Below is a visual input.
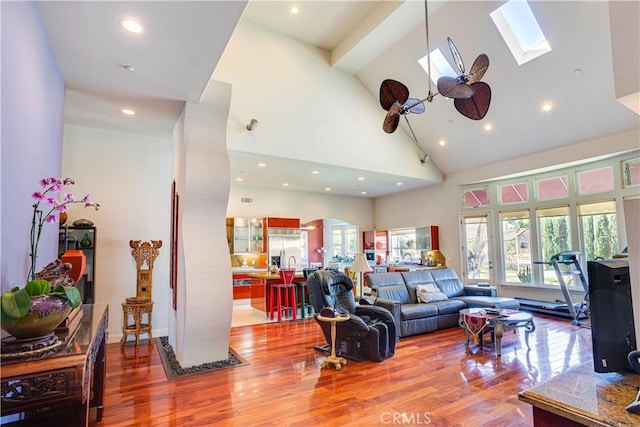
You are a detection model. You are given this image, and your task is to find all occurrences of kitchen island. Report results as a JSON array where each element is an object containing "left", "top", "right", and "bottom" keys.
[
  {"left": 248, "top": 271, "right": 305, "bottom": 316},
  {"left": 518, "top": 362, "right": 639, "bottom": 426}
]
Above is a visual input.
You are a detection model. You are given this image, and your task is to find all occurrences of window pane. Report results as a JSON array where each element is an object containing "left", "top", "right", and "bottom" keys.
[
  {"left": 463, "top": 187, "right": 489, "bottom": 208},
  {"left": 344, "top": 227, "right": 357, "bottom": 259},
  {"left": 500, "top": 182, "right": 529, "bottom": 204},
  {"left": 578, "top": 201, "right": 618, "bottom": 260},
  {"left": 465, "top": 216, "right": 490, "bottom": 280},
  {"left": 536, "top": 175, "right": 568, "bottom": 200},
  {"left": 536, "top": 206, "right": 572, "bottom": 285},
  {"left": 577, "top": 167, "right": 614, "bottom": 194},
  {"left": 623, "top": 157, "right": 640, "bottom": 187},
  {"left": 500, "top": 210, "right": 532, "bottom": 283},
  {"left": 331, "top": 229, "right": 342, "bottom": 260},
  {"left": 388, "top": 228, "right": 418, "bottom": 262}
]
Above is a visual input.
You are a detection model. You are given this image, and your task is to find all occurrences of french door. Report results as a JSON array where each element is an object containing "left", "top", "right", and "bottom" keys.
[{"left": 460, "top": 213, "right": 495, "bottom": 284}]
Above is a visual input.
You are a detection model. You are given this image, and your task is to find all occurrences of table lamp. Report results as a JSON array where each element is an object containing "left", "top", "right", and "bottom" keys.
[{"left": 351, "top": 253, "right": 373, "bottom": 298}]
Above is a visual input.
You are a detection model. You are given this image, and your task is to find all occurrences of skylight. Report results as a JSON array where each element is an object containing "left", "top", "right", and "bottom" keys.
[
  {"left": 418, "top": 48, "right": 457, "bottom": 86},
  {"left": 490, "top": 0, "right": 551, "bottom": 65}
]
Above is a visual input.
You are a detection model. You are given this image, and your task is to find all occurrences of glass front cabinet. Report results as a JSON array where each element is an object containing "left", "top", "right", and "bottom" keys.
[{"left": 229, "top": 217, "right": 264, "bottom": 253}]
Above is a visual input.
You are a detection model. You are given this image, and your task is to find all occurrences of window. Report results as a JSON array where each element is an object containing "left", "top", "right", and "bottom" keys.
[
  {"left": 578, "top": 200, "right": 618, "bottom": 260},
  {"left": 536, "top": 206, "right": 572, "bottom": 285},
  {"left": 490, "top": 0, "right": 551, "bottom": 65},
  {"left": 499, "top": 182, "right": 529, "bottom": 204},
  {"left": 462, "top": 187, "right": 489, "bottom": 208},
  {"left": 330, "top": 225, "right": 356, "bottom": 262},
  {"left": 536, "top": 175, "right": 568, "bottom": 200},
  {"left": 464, "top": 216, "right": 491, "bottom": 280},
  {"left": 500, "top": 210, "right": 532, "bottom": 283},
  {"left": 623, "top": 157, "right": 640, "bottom": 187},
  {"left": 388, "top": 228, "right": 418, "bottom": 262},
  {"left": 576, "top": 166, "right": 614, "bottom": 195}
]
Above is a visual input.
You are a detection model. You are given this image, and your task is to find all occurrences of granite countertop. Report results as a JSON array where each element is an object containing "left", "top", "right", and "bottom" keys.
[
  {"left": 518, "top": 362, "right": 640, "bottom": 426},
  {"left": 231, "top": 267, "right": 267, "bottom": 273},
  {"left": 247, "top": 271, "right": 304, "bottom": 280}
]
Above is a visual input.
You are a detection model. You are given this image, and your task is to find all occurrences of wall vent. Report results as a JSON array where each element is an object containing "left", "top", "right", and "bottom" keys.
[{"left": 240, "top": 197, "right": 253, "bottom": 203}]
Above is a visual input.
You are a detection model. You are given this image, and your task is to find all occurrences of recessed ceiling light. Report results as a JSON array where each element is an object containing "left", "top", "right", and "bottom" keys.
[
  {"left": 122, "top": 65, "right": 135, "bottom": 72},
  {"left": 574, "top": 69, "right": 582, "bottom": 76},
  {"left": 361, "top": 191, "right": 367, "bottom": 195},
  {"left": 324, "top": 187, "right": 331, "bottom": 191},
  {"left": 357, "top": 177, "right": 365, "bottom": 181},
  {"left": 439, "top": 140, "right": 446, "bottom": 146},
  {"left": 396, "top": 182, "right": 403, "bottom": 186},
  {"left": 484, "top": 123, "right": 493, "bottom": 131},
  {"left": 290, "top": 6, "right": 299, "bottom": 15},
  {"left": 282, "top": 183, "right": 289, "bottom": 187},
  {"left": 258, "top": 163, "right": 267, "bottom": 168},
  {"left": 236, "top": 177, "right": 243, "bottom": 182},
  {"left": 121, "top": 108, "right": 135, "bottom": 116},
  {"left": 311, "top": 170, "right": 319, "bottom": 175},
  {"left": 542, "top": 102, "right": 553, "bottom": 112},
  {"left": 120, "top": 18, "right": 143, "bottom": 34}
]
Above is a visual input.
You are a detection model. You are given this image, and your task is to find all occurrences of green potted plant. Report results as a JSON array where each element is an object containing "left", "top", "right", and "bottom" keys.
[{"left": 0, "top": 177, "right": 99, "bottom": 339}]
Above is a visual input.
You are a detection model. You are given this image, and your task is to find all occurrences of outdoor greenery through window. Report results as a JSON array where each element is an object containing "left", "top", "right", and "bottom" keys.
[
  {"left": 461, "top": 152, "right": 637, "bottom": 288},
  {"left": 465, "top": 216, "right": 490, "bottom": 280},
  {"left": 500, "top": 210, "right": 531, "bottom": 283},
  {"left": 536, "top": 206, "right": 572, "bottom": 285},
  {"left": 578, "top": 200, "right": 618, "bottom": 261},
  {"left": 330, "top": 225, "right": 356, "bottom": 262}
]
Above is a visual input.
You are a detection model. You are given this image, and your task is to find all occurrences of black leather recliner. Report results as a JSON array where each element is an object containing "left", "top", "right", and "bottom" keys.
[{"left": 306, "top": 269, "right": 396, "bottom": 362}]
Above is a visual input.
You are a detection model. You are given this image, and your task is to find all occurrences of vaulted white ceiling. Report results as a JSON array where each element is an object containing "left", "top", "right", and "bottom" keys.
[{"left": 36, "top": 1, "right": 639, "bottom": 198}]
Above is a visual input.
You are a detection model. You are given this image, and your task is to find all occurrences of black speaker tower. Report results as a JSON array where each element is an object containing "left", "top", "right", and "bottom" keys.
[{"left": 587, "top": 258, "right": 636, "bottom": 373}]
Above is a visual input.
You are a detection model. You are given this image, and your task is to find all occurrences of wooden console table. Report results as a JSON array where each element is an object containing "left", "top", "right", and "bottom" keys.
[{"left": 1, "top": 303, "right": 109, "bottom": 426}]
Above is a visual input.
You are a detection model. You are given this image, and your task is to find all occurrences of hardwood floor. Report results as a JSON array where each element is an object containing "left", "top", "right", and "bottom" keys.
[{"left": 99, "top": 314, "right": 593, "bottom": 426}]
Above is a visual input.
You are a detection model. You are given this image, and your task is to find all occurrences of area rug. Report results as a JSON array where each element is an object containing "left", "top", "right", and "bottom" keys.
[{"left": 156, "top": 336, "right": 249, "bottom": 379}]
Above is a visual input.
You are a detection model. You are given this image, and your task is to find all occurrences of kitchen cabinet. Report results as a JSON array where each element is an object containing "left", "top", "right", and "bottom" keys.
[
  {"left": 416, "top": 226, "right": 439, "bottom": 251},
  {"left": 228, "top": 217, "right": 264, "bottom": 253},
  {"left": 58, "top": 226, "right": 96, "bottom": 304},
  {"left": 363, "top": 230, "right": 388, "bottom": 265},
  {"left": 232, "top": 273, "right": 261, "bottom": 299}
]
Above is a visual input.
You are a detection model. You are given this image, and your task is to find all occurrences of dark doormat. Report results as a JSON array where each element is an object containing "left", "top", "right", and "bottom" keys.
[{"left": 156, "top": 336, "right": 249, "bottom": 379}]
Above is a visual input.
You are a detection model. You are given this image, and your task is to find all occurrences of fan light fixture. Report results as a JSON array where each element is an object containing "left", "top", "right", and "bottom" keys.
[{"left": 379, "top": 0, "right": 492, "bottom": 139}]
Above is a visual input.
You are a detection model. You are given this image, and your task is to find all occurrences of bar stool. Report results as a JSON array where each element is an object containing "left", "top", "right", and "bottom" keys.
[
  {"left": 121, "top": 297, "right": 153, "bottom": 347},
  {"left": 269, "top": 269, "right": 297, "bottom": 321}
]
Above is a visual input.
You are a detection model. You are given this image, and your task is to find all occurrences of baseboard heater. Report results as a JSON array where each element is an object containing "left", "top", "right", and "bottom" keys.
[{"left": 515, "top": 297, "right": 588, "bottom": 320}]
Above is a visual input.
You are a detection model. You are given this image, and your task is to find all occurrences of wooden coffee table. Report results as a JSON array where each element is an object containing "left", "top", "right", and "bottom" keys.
[{"left": 459, "top": 308, "right": 535, "bottom": 356}]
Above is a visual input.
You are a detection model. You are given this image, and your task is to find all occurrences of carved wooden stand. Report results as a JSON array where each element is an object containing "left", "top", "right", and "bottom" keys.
[{"left": 120, "top": 240, "right": 162, "bottom": 347}]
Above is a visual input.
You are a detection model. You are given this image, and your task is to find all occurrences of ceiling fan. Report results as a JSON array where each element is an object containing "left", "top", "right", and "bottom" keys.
[{"left": 379, "top": 0, "right": 492, "bottom": 136}]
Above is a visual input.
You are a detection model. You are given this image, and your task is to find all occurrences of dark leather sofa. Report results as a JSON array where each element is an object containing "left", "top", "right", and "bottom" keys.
[{"left": 365, "top": 268, "right": 520, "bottom": 338}]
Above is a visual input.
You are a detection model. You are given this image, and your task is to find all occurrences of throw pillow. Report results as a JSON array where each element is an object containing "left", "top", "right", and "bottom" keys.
[{"left": 416, "top": 283, "right": 449, "bottom": 303}]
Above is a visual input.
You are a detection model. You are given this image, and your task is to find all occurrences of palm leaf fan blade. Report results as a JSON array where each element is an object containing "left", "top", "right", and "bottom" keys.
[
  {"left": 454, "top": 82, "right": 491, "bottom": 120},
  {"left": 380, "top": 79, "right": 409, "bottom": 110},
  {"left": 468, "top": 54, "right": 489, "bottom": 84}
]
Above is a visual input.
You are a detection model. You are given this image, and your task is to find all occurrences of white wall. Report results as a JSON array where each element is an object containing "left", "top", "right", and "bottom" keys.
[
  {"left": 213, "top": 19, "right": 441, "bottom": 184},
  {"left": 624, "top": 198, "right": 640, "bottom": 348},
  {"left": 228, "top": 184, "right": 374, "bottom": 230},
  {"left": 1, "top": 1, "right": 65, "bottom": 288},
  {"left": 171, "top": 80, "right": 233, "bottom": 366},
  {"left": 62, "top": 124, "right": 172, "bottom": 342}
]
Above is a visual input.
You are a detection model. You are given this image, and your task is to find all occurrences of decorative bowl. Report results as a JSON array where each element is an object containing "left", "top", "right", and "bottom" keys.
[{"left": 1, "top": 295, "right": 72, "bottom": 339}]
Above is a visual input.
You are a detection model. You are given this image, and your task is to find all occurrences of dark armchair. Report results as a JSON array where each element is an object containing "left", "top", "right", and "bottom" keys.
[{"left": 306, "top": 269, "right": 396, "bottom": 362}]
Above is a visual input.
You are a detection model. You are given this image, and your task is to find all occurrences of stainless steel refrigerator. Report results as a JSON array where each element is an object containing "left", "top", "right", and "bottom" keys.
[{"left": 268, "top": 228, "right": 302, "bottom": 270}]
